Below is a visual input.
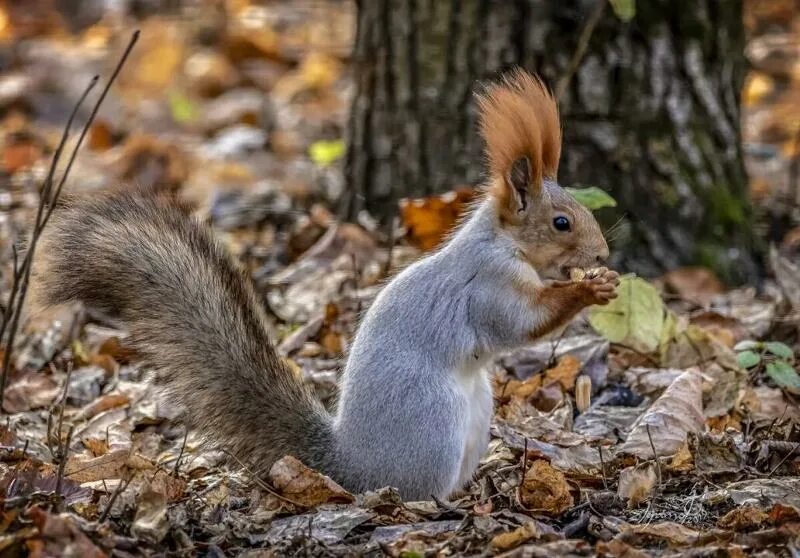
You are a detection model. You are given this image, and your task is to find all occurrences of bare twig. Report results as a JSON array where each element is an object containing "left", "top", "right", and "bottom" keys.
[
  {"left": 0, "top": 30, "right": 139, "bottom": 412},
  {"left": 43, "top": 30, "right": 141, "bottom": 227},
  {"left": 98, "top": 474, "right": 133, "bottom": 523},
  {"left": 597, "top": 445, "right": 608, "bottom": 490},
  {"left": 555, "top": 0, "right": 607, "bottom": 101},
  {"left": 173, "top": 428, "right": 189, "bottom": 476},
  {"left": 219, "top": 448, "right": 306, "bottom": 507},
  {"left": 645, "top": 424, "right": 662, "bottom": 486},
  {"left": 54, "top": 362, "right": 74, "bottom": 458},
  {"left": 54, "top": 424, "right": 74, "bottom": 511},
  {"left": 768, "top": 441, "right": 800, "bottom": 476}
]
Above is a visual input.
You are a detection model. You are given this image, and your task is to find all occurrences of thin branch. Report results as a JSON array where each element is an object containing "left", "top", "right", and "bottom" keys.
[
  {"left": 98, "top": 474, "right": 133, "bottom": 523},
  {"left": 645, "top": 424, "right": 662, "bottom": 487},
  {"left": 554, "top": 0, "right": 607, "bottom": 101},
  {"left": 0, "top": 30, "right": 139, "bottom": 411}
]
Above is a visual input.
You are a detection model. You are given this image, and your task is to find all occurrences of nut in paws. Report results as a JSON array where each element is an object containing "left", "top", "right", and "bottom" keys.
[{"left": 580, "top": 267, "right": 620, "bottom": 305}]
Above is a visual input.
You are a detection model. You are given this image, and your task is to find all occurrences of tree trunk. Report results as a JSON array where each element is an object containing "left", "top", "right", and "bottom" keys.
[{"left": 343, "top": 0, "right": 760, "bottom": 284}]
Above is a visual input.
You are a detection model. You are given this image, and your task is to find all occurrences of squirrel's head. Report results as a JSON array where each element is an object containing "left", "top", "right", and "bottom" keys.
[{"left": 477, "top": 69, "right": 609, "bottom": 281}]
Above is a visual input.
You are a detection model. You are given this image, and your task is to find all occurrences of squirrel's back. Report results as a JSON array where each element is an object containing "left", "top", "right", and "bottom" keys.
[{"left": 33, "top": 190, "right": 336, "bottom": 475}]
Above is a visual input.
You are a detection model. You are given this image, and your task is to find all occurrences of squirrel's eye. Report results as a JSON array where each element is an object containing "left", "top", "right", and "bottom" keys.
[{"left": 553, "top": 216, "right": 571, "bottom": 232}]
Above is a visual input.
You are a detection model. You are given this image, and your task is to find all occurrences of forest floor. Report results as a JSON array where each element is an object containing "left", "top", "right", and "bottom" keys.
[{"left": 1, "top": 1, "right": 800, "bottom": 557}]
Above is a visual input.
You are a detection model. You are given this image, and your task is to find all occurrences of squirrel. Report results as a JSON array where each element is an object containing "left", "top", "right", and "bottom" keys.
[{"left": 31, "top": 69, "right": 618, "bottom": 501}]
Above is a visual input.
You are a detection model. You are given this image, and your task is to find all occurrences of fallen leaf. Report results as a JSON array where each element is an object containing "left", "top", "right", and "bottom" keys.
[
  {"left": 589, "top": 276, "right": 665, "bottom": 353},
  {"left": 268, "top": 455, "right": 354, "bottom": 507},
  {"left": 717, "top": 505, "right": 769, "bottom": 531},
  {"left": 131, "top": 482, "right": 169, "bottom": 545},
  {"left": 619, "top": 521, "right": 699, "bottom": 547},
  {"left": 26, "top": 507, "right": 105, "bottom": 558},
  {"left": 491, "top": 522, "right": 542, "bottom": 551},
  {"left": 617, "top": 464, "right": 657, "bottom": 508},
  {"left": 544, "top": 354, "right": 581, "bottom": 391},
  {"left": 519, "top": 460, "right": 574, "bottom": 516},
  {"left": 662, "top": 267, "right": 725, "bottom": 307},
  {"left": 400, "top": 188, "right": 475, "bottom": 251},
  {"left": 618, "top": 369, "right": 705, "bottom": 459},
  {"left": 309, "top": 139, "right": 345, "bottom": 167},
  {"left": 2, "top": 373, "right": 59, "bottom": 413}
]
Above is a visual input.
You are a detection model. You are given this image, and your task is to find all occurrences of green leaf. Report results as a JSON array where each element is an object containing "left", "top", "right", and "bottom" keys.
[
  {"left": 565, "top": 186, "right": 617, "bottom": 211},
  {"left": 168, "top": 91, "right": 197, "bottom": 124},
  {"left": 736, "top": 350, "right": 761, "bottom": 369},
  {"left": 309, "top": 139, "right": 345, "bottom": 167},
  {"left": 609, "top": 0, "right": 636, "bottom": 22},
  {"left": 764, "top": 341, "right": 794, "bottom": 361},
  {"left": 589, "top": 275, "right": 664, "bottom": 353},
  {"left": 766, "top": 360, "right": 800, "bottom": 394}
]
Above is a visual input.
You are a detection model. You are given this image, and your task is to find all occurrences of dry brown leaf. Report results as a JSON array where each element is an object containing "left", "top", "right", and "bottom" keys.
[
  {"left": 268, "top": 455, "right": 354, "bottom": 507},
  {"left": 75, "top": 393, "right": 130, "bottom": 422},
  {"left": 491, "top": 522, "right": 541, "bottom": 551},
  {"left": 662, "top": 267, "right": 725, "bottom": 307},
  {"left": 544, "top": 354, "right": 581, "bottom": 391},
  {"left": 519, "top": 459, "right": 574, "bottom": 516},
  {"left": 618, "top": 369, "right": 704, "bottom": 459},
  {"left": 2, "top": 135, "right": 42, "bottom": 173},
  {"left": 666, "top": 441, "right": 694, "bottom": 473},
  {"left": 26, "top": 507, "right": 106, "bottom": 558},
  {"left": 131, "top": 482, "right": 169, "bottom": 545},
  {"left": 2, "top": 373, "right": 59, "bottom": 413},
  {"left": 595, "top": 539, "right": 650, "bottom": 558},
  {"left": 620, "top": 521, "right": 699, "bottom": 547},
  {"left": 88, "top": 120, "right": 113, "bottom": 151},
  {"left": 82, "top": 438, "right": 109, "bottom": 457},
  {"left": 400, "top": 188, "right": 475, "bottom": 251},
  {"left": 65, "top": 451, "right": 129, "bottom": 483},
  {"left": 529, "top": 382, "right": 564, "bottom": 413},
  {"left": 617, "top": 464, "right": 657, "bottom": 508},
  {"left": 717, "top": 505, "right": 769, "bottom": 530}
]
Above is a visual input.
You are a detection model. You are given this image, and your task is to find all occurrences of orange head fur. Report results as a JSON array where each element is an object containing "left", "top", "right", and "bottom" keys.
[
  {"left": 477, "top": 69, "right": 561, "bottom": 203},
  {"left": 477, "top": 69, "right": 609, "bottom": 280}
]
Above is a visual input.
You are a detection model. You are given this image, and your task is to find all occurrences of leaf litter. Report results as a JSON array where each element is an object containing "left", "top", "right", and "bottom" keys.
[{"left": 0, "top": 1, "right": 798, "bottom": 557}]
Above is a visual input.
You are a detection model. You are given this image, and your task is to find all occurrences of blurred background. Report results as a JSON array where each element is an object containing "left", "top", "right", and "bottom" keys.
[{"left": 0, "top": 0, "right": 799, "bottom": 296}]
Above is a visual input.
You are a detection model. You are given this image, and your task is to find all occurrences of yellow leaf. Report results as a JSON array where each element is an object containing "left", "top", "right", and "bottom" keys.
[
  {"left": 309, "top": 139, "right": 345, "bottom": 167},
  {"left": 743, "top": 73, "right": 774, "bottom": 106}
]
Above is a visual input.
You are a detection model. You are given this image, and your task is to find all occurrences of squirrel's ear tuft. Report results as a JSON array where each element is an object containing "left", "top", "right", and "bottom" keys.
[
  {"left": 507, "top": 155, "right": 533, "bottom": 214},
  {"left": 477, "top": 69, "right": 561, "bottom": 218}
]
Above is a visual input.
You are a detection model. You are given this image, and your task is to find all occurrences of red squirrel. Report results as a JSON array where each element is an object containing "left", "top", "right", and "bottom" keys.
[{"left": 32, "top": 69, "right": 618, "bottom": 500}]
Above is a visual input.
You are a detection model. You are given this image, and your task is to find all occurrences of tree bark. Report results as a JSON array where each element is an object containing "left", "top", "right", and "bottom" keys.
[{"left": 344, "top": 0, "right": 760, "bottom": 283}]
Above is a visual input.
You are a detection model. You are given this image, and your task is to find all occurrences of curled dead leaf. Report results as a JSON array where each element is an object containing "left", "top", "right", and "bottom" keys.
[
  {"left": 544, "top": 354, "right": 582, "bottom": 391},
  {"left": 519, "top": 459, "right": 574, "bottom": 516},
  {"left": 268, "top": 455, "right": 354, "bottom": 507},
  {"left": 617, "top": 464, "right": 657, "bottom": 508},
  {"left": 618, "top": 369, "right": 704, "bottom": 459}
]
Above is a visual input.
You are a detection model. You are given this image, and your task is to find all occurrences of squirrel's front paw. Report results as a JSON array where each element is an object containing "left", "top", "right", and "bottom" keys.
[{"left": 578, "top": 266, "right": 620, "bottom": 306}]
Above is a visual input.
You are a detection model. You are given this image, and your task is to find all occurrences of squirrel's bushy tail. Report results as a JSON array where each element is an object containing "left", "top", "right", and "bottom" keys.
[{"left": 32, "top": 189, "right": 335, "bottom": 474}]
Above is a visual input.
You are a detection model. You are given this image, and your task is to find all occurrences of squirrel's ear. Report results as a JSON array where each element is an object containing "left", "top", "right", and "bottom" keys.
[{"left": 505, "top": 155, "right": 540, "bottom": 214}]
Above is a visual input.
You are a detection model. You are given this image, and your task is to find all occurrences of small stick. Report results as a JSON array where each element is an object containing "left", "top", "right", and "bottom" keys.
[
  {"left": 220, "top": 448, "right": 306, "bottom": 507},
  {"left": 0, "top": 30, "right": 140, "bottom": 411},
  {"left": 54, "top": 424, "right": 74, "bottom": 511},
  {"left": 768, "top": 441, "right": 800, "bottom": 476},
  {"left": 597, "top": 445, "right": 608, "bottom": 490},
  {"left": 54, "top": 362, "right": 74, "bottom": 458},
  {"left": 173, "top": 428, "right": 188, "bottom": 476},
  {"left": 98, "top": 474, "right": 132, "bottom": 523},
  {"left": 645, "top": 424, "right": 662, "bottom": 486}
]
